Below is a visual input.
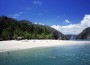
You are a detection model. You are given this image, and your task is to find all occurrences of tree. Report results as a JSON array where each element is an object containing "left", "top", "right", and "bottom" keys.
[
  {"left": 13, "top": 29, "right": 23, "bottom": 39},
  {"left": 39, "top": 33, "right": 46, "bottom": 39},
  {"left": 22, "top": 31, "right": 32, "bottom": 39},
  {"left": 46, "top": 34, "right": 53, "bottom": 39}
]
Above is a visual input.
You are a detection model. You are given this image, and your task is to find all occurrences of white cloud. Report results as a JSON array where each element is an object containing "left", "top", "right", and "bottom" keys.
[
  {"left": 51, "top": 14, "right": 90, "bottom": 35},
  {"left": 64, "top": 19, "right": 71, "bottom": 23},
  {"left": 81, "top": 15, "right": 90, "bottom": 27},
  {"left": 10, "top": 12, "right": 24, "bottom": 18},
  {"left": 33, "top": 1, "right": 42, "bottom": 5},
  {"left": 39, "top": 23, "right": 44, "bottom": 25},
  {"left": 34, "top": 22, "right": 38, "bottom": 24},
  {"left": 34, "top": 22, "right": 44, "bottom": 25}
]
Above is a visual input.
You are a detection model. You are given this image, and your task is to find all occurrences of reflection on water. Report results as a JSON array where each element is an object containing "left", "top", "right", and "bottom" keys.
[{"left": 0, "top": 43, "right": 90, "bottom": 65}]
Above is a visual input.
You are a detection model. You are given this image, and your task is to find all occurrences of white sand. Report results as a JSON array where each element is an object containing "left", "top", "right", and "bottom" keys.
[{"left": 0, "top": 40, "right": 90, "bottom": 52}]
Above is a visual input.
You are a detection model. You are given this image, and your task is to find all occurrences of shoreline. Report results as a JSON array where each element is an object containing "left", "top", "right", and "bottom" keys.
[{"left": 0, "top": 40, "right": 90, "bottom": 52}]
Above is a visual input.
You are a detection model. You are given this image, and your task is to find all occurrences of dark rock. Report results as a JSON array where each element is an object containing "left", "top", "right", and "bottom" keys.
[{"left": 76, "top": 27, "right": 90, "bottom": 40}]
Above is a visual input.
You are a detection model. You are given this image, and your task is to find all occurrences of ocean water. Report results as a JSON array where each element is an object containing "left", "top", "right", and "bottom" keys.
[{"left": 0, "top": 43, "right": 90, "bottom": 65}]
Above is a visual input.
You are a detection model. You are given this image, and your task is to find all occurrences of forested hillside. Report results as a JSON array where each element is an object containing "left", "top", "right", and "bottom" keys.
[
  {"left": 76, "top": 27, "right": 90, "bottom": 40},
  {"left": 0, "top": 16, "right": 69, "bottom": 40}
]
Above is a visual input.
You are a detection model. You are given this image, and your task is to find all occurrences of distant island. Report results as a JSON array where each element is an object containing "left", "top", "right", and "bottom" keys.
[{"left": 0, "top": 16, "right": 69, "bottom": 40}]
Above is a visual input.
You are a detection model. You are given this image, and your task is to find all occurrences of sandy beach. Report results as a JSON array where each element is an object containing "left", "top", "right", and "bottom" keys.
[{"left": 0, "top": 40, "right": 90, "bottom": 52}]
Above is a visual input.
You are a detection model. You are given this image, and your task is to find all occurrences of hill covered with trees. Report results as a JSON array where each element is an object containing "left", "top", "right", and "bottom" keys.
[
  {"left": 0, "top": 16, "right": 69, "bottom": 40},
  {"left": 76, "top": 27, "right": 90, "bottom": 40}
]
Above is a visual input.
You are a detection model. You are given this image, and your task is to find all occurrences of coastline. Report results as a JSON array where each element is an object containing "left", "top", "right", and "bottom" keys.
[{"left": 0, "top": 40, "right": 90, "bottom": 52}]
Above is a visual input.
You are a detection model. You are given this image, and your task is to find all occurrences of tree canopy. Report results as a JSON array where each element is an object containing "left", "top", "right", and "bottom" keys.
[{"left": 0, "top": 16, "right": 68, "bottom": 40}]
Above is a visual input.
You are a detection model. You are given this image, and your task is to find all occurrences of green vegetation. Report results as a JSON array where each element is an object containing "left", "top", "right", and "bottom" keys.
[
  {"left": 0, "top": 16, "right": 68, "bottom": 40},
  {"left": 76, "top": 27, "right": 90, "bottom": 39}
]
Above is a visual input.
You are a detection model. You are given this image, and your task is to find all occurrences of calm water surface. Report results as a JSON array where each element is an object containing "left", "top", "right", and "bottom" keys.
[{"left": 0, "top": 43, "right": 90, "bottom": 65}]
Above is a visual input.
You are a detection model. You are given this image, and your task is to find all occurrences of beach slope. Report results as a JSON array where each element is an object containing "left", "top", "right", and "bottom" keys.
[{"left": 0, "top": 40, "right": 90, "bottom": 52}]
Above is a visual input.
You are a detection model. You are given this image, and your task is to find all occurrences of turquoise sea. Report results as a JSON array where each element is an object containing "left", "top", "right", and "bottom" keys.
[{"left": 0, "top": 43, "right": 90, "bottom": 65}]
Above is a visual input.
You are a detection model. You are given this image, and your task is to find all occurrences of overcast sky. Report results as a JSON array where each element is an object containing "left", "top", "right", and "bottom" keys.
[{"left": 0, "top": 0, "right": 90, "bottom": 35}]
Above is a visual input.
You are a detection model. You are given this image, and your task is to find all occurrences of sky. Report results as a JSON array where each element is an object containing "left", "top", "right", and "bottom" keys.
[{"left": 0, "top": 0, "right": 90, "bottom": 35}]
